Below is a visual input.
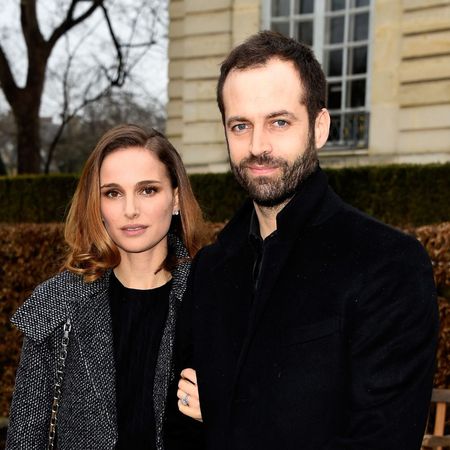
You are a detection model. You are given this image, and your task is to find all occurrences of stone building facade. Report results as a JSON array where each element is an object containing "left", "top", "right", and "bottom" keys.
[{"left": 167, "top": 0, "right": 450, "bottom": 172}]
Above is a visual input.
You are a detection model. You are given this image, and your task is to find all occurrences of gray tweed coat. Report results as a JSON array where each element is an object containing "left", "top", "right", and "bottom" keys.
[{"left": 6, "top": 235, "right": 190, "bottom": 450}]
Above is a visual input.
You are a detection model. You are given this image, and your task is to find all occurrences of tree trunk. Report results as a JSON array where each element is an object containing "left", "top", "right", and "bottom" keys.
[
  {"left": 15, "top": 107, "right": 41, "bottom": 174},
  {"left": 13, "top": 43, "right": 46, "bottom": 174},
  {"left": 0, "top": 153, "right": 6, "bottom": 175}
]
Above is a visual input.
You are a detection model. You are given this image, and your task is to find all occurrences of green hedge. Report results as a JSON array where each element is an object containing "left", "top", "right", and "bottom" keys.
[
  {"left": 1, "top": 163, "right": 449, "bottom": 226},
  {"left": 1, "top": 222, "right": 449, "bottom": 420},
  {"left": 326, "top": 164, "right": 450, "bottom": 226},
  {"left": 0, "top": 174, "right": 78, "bottom": 223},
  {"left": 189, "top": 173, "right": 246, "bottom": 222}
]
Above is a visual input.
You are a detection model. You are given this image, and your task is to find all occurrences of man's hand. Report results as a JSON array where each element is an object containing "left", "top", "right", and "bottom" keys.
[{"left": 177, "top": 368, "right": 203, "bottom": 422}]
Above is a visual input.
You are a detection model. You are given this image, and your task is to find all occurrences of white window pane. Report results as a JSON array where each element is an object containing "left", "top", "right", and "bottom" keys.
[
  {"left": 329, "top": 112, "right": 369, "bottom": 146},
  {"left": 271, "top": 21, "right": 290, "bottom": 36},
  {"left": 348, "top": 46, "right": 367, "bottom": 75},
  {"left": 328, "top": 82, "right": 342, "bottom": 109},
  {"left": 272, "top": 0, "right": 290, "bottom": 16},
  {"left": 325, "top": 49, "right": 343, "bottom": 76},
  {"left": 342, "top": 112, "right": 368, "bottom": 144},
  {"left": 346, "top": 79, "right": 366, "bottom": 108},
  {"left": 352, "top": 12, "right": 369, "bottom": 41},
  {"left": 268, "top": 0, "right": 372, "bottom": 149},
  {"left": 329, "top": 114, "right": 342, "bottom": 142},
  {"left": 327, "top": 0, "right": 346, "bottom": 11},
  {"left": 326, "top": 16, "right": 345, "bottom": 44},
  {"left": 294, "top": 0, "right": 314, "bottom": 14},
  {"left": 295, "top": 21, "right": 314, "bottom": 45}
]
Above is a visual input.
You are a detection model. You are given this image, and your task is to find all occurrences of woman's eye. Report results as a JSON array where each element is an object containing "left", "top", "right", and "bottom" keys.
[
  {"left": 104, "top": 190, "right": 120, "bottom": 198},
  {"left": 142, "top": 186, "right": 157, "bottom": 195}
]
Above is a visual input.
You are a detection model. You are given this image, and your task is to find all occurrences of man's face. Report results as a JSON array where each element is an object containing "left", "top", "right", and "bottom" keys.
[{"left": 222, "top": 58, "right": 322, "bottom": 207}]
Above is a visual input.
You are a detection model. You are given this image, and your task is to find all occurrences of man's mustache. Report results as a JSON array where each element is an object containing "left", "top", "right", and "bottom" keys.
[{"left": 240, "top": 153, "right": 286, "bottom": 168}]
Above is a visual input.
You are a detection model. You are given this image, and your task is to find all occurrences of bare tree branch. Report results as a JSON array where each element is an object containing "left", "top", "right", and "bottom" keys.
[
  {"left": 119, "top": 41, "right": 157, "bottom": 49},
  {"left": 44, "top": 81, "right": 114, "bottom": 173},
  {"left": 1, "top": 0, "right": 166, "bottom": 173},
  {"left": 48, "top": 0, "right": 104, "bottom": 50},
  {"left": 0, "top": 45, "right": 19, "bottom": 106},
  {"left": 100, "top": 3, "right": 125, "bottom": 86}
]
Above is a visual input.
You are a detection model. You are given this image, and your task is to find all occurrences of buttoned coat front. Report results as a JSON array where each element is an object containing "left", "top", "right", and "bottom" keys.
[
  {"left": 178, "top": 168, "right": 439, "bottom": 450},
  {"left": 6, "top": 235, "right": 190, "bottom": 450}
]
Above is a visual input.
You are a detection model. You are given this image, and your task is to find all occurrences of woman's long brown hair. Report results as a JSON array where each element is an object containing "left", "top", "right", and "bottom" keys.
[{"left": 63, "top": 124, "right": 206, "bottom": 282}]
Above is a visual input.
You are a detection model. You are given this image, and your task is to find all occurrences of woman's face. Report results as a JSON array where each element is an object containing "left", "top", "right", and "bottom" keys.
[{"left": 99, "top": 146, "right": 178, "bottom": 260}]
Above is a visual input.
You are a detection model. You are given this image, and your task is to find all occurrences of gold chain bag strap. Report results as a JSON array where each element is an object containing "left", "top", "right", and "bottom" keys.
[{"left": 48, "top": 318, "right": 71, "bottom": 450}]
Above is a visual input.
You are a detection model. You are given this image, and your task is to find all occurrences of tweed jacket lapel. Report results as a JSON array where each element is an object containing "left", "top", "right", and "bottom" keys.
[
  {"left": 69, "top": 272, "right": 117, "bottom": 433},
  {"left": 13, "top": 270, "right": 118, "bottom": 438},
  {"left": 153, "top": 234, "right": 191, "bottom": 450}
]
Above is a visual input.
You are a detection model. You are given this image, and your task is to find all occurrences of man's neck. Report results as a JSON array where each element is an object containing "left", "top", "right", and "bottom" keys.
[{"left": 254, "top": 198, "right": 291, "bottom": 239}]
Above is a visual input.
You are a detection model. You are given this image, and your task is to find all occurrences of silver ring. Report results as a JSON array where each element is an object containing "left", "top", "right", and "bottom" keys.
[{"left": 181, "top": 393, "right": 190, "bottom": 407}]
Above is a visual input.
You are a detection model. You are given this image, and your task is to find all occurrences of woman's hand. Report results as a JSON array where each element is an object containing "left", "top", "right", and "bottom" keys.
[{"left": 177, "top": 368, "right": 203, "bottom": 422}]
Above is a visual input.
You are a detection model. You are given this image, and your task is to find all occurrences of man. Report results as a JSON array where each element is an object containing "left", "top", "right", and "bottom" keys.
[{"left": 176, "top": 31, "right": 438, "bottom": 450}]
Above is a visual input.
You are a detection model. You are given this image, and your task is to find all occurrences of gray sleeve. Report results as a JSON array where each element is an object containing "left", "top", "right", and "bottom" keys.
[{"left": 6, "top": 335, "right": 55, "bottom": 449}]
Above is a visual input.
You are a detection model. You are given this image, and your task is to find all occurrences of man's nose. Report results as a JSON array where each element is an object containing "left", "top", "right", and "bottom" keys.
[{"left": 250, "top": 126, "right": 272, "bottom": 157}]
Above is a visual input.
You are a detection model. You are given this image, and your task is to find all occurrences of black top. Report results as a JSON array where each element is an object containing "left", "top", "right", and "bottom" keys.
[
  {"left": 248, "top": 210, "right": 278, "bottom": 293},
  {"left": 109, "top": 272, "right": 171, "bottom": 450}
]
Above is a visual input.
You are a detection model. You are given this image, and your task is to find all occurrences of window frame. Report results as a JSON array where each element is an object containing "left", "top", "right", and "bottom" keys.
[{"left": 262, "top": 0, "right": 374, "bottom": 151}]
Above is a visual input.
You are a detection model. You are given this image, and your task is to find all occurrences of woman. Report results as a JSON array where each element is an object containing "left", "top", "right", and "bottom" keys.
[{"left": 6, "top": 124, "right": 205, "bottom": 449}]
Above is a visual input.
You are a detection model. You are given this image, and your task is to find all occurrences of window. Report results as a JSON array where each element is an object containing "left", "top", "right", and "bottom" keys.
[{"left": 264, "top": 0, "right": 372, "bottom": 150}]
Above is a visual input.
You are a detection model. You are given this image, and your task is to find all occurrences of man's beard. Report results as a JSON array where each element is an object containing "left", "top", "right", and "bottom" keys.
[{"left": 230, "top": 133, "right": 318, "bottom": 208}]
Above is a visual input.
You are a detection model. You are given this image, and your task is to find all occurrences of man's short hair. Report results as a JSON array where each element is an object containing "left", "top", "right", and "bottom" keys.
[{"left": 217, "top": 30, "right": 327, "bottom": 128}]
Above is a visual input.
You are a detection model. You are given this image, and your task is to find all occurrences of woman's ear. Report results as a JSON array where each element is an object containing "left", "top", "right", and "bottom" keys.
[
  {"left": 173, "top": 188, "right": 180, "bottom": 215},
  {"left": 314, "top": 108, "right": 331, "bottom": 150}
]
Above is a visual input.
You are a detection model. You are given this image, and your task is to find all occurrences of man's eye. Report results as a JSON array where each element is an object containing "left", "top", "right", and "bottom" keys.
[
  {"left": 274, "top": 119, "right": 288, "bottom": 127},
  {"left": 231, "top": 123, "right": 248, "bottom": 132}
]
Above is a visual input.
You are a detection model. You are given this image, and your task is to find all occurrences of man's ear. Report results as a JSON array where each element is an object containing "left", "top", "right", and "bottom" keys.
[{"left": 314, "top": 108, "right": 331, "bottom": 150}]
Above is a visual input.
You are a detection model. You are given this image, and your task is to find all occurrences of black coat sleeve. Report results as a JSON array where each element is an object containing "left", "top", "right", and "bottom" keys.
[
  {"left": 338, "top": 238, "right": 439, "bottom": 449},
  {"left": 164, "top": 259, "right": 205, "bottom": 450}
]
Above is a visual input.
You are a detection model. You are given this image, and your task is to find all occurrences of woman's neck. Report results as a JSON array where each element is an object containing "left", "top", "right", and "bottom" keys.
[{"left": 113, "top": 251, "right": 171, "bottom": 290}]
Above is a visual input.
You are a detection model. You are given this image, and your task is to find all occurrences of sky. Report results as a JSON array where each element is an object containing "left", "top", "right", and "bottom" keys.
[{"left": 0, "top": 0, "right": 169, "bottom": 120}]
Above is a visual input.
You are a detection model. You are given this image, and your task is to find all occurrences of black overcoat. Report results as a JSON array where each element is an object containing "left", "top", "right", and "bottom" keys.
[{"left": 178, "top": 168, "right": 438, "bottom": 450}]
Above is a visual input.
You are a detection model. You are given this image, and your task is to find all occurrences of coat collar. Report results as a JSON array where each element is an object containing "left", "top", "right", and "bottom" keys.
[
  {"left": 12, "top": 233, "right": 190, "bottom": 343},
  {"left": 71, "top": 272, "right": 117, "bottom": 434},
  {"left": 210, "top": 167, "right": 342, "bottom": 391},
  {"left": 154, "top": 234, "right": 191, "bottom": 447},
  {"left": 167, "top": 233, "right": 191, "bottom": 302},
  {"left": 217, "top": 166, "right": 332, "bottom": 255},
  {"left": 12, "top": 270, "right": 110, "bottom": 342},
  {"left": 12, "top": 269, "right": 117, "bottom": 437}
]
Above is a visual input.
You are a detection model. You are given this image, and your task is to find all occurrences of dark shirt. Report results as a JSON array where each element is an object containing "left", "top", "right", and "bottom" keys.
[
  {"left": 248, "top": 210, "right": 277, "bottom": 293},
  {"left": 109, "top": 272, "right": 171, "bottom": 450}
]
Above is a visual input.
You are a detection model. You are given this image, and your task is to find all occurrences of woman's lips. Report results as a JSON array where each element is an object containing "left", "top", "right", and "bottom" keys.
[{"left": 120, "top": 224, "right": 148, "bottom": 236}]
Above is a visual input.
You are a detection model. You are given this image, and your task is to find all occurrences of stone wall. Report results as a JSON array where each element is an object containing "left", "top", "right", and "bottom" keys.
[
  {"left": 367, "top": 0, "right": 450, "bottom": 166},
  {"left": 167, "top": 0, "right": 261, "bottom": 173},
  {"left": 167, "top": 0, "right": 450, "bottom": 172}
]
